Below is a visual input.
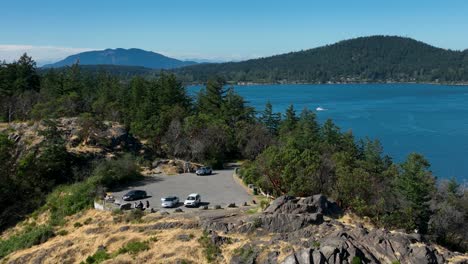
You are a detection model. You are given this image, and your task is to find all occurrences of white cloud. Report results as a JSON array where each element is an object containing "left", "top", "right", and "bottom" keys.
[{"left": 0, "top": 45, "right": 93, "bottom": 66}]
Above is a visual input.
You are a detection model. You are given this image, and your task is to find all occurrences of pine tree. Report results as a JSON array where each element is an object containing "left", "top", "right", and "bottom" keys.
[{"left": 259, "top": 101, "right": 281, "bottom": 135}]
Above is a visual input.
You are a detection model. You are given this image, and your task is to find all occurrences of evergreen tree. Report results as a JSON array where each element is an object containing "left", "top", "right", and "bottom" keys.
[
  {"left": 279, "top": 104, "right": 298, "bottom": 134},
  {"left": 396, "top": 153, "right": 436, "bottom": 233},
  {"left": 259, "top": 101, "right": 281, "bottom": 135},
  {"left": 197, "top": 78, "right": 225, "bottom": 115}
]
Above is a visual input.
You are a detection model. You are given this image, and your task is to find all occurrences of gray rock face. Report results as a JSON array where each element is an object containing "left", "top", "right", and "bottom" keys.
[
  {"left": 264, "top": 195, "right": 341, "bottom": 216},
  {"left": 278, "top": 228, "right": 449, "bottom": 264},
  {"left": 259, "top": 213, "right": 323, "bottom": 233},
  {"left": 257, "top": 194, "right": 340, "bottom": 233}
]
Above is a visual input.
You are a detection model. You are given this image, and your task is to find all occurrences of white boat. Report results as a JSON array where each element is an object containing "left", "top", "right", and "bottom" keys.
[{"left": 316, "top": 107, "right": 327, "bottom": 111}]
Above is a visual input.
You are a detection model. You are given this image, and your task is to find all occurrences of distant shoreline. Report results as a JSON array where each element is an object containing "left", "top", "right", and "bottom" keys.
[{"left": 186, "top": 81, "right": 468, "bottom": 87}]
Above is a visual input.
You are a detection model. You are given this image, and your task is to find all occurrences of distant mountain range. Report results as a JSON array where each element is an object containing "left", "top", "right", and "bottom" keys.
[
  {"left": 43, "top": 48, "right": 198, "bottom": 69},
  {"left": 174, "top": 36, "right": 468, "bottom": 83}
]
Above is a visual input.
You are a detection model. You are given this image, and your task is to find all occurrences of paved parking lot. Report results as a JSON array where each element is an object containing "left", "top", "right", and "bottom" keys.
[{"left": 111, "top": 169, "right": 252, "bottom": 211}]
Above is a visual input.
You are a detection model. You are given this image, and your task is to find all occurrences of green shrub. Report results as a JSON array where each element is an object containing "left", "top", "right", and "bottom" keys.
[
  {"left": 233, "top": 246, "right": 255, "bottom": 263},
  {"left": 89, "top": 155, "right": 142, "bottom": 188},
  {"left": 47, "top": 181, "right": 96, "bottom": 226},
  {"left": 57, "top": 230, "right": 69, "bottom": 236},
  {"left": 83, "top": 218, "right": 93, "bottom": 225},
  {"left": 82, "top": 248, "right": 111, "bottom": 264},
  {"left": 259, "top": 199, "right": 270, "bottom": 210},
  {"left": 74, "top": 222, "right": 83, "bottom": 228},
  {"left": 198, "top": 231, "right": 221, "bottom": 263},
  {"left": 116, "top": 241, "right": 149, "bottom": 255},
  {"left": 246, "top": 208, "right": 259, "bottom": 214},
  {"left": 252, "top": 217, "right": 262, "bottom": 228},
  {"left": 124, "top": 209, "right": 144, "bottom": 223},
  {"left": 352, "top": 256, "right": 362, "bottom": 264},
  {"left": 311, "top": 241, "right": 320, "bottom": 248},
  {"left": 0, "top": 225, "right": 54, "bottom": 259}
]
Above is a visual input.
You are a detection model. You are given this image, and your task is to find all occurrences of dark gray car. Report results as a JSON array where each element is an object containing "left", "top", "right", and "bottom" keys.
[{"left": 122, "top": 190, "right": 147, "bottom": 201}]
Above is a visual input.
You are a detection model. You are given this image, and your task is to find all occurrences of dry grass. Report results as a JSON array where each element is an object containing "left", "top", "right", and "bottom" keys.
[
  {"left": 448, "top": 255, "right": 468, "bottom": 263},
  {"left": 337, "top": 213, "right": 375, "bottom": 230},
  {"left": 4, "top": 210, "right": 205, "bottom": 263},
  {"left": 3, "top": 208, "right": 295, "bottom": 264}
]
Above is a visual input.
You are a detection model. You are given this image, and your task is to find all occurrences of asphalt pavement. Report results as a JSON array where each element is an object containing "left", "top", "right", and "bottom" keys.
[{"left": 111, "top": 169, "right": 252, "bottom": 211}]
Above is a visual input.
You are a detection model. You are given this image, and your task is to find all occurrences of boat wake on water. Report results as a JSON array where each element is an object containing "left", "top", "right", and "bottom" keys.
[{"left": 316, "top": 106, "right": 327, "bottom": 111}]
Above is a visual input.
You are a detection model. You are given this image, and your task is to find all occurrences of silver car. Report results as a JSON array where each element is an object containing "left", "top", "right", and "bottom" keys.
[
  {"left": 161, "top": 196, "right": 179, "bottom": 208},
  {"left": 196, "top": 167, "right": 212, "bottom": 176}
]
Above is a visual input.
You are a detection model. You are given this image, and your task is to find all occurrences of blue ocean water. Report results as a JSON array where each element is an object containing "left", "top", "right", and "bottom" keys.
[{"left": 188, "top": 84, "right": 468, "bottom": 183}]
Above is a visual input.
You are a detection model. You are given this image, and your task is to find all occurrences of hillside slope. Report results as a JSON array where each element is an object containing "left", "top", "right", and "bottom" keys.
[
  {"left": 43, "top": 48, "right": 197, "bottom": 69},
  {"left": 3, "top": 196, "right": 467, "bottom": 264},
  {"left": 174, "top": 36, "right": 468, "bottom": 83}
]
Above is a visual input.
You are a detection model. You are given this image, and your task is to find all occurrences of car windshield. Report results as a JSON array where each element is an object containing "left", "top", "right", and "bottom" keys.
[
  {"left": 163, "top": 197, "right": 176, "bottom": 201},
  {"left": 187, "top": 196, "right": 196, "bottom": 200}
]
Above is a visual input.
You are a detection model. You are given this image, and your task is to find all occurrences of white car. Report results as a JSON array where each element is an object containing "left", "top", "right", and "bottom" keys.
[
  {"left": 184, "top": 193, "right": 201, "bottom": 207},
  {"left": 161, "top": 196, "right": 179, "bottom": 208}
]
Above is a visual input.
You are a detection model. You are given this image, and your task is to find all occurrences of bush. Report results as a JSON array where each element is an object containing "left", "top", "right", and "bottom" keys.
[
  {"left": 352, "top": 256, "right": 362, "bottom": 264},
  {"left": 57, "top": 230, "right": 69, "bottom": 236},
  {"left": 198, "top": 231, "right": 221, "bottom": 263},
  {"left": 47, "top": 181, "right": 96, "bottom": 226},
  {"left": 253, "top": 217, "right": 262, "bottom": 228},
  {"left": 124, "top": 209, "right": 144, "bottom": 223},
  {"left": 0, "top": 225, "right": 54, "bottom": 259},
  {"left": 90, "top": 155, "right": 142, "bottom": 188},
  {"left": 83, "top": 218, "right": 93, "bottom": 225},
  {"left": 83, "top": 248, "right": 110, "bottom": 264},
  {"left": 233, "top": 246, "right": 255, "bottom": 263},
  {"left": 116, "top": 241, "right": 149, "bottom": 255},
  {"left": 259, "top": 199, "right": 270, "bottom": 210}
]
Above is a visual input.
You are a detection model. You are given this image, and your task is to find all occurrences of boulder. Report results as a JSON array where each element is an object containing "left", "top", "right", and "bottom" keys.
[{"left": 264, "top": 195, "right": 296, "bottom": 214}]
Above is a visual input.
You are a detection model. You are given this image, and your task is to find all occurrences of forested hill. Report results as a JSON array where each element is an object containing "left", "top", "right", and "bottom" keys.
[
  {"left": 43, "top": 48, "right": 197, "bottom": 69},
  {"left": 174, "top": 36, "right": 468, "bottom": 83}
]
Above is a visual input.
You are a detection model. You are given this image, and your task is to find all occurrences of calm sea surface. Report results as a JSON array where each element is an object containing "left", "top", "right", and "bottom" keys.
[{"left": 189, "top": 84, "right": 468, "bottom": 183}]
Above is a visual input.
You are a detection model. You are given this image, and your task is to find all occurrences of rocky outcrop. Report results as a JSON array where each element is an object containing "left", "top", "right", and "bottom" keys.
[
  {"left": 256, "top": 194, "right": 341, "bottom": 233},
  {"left": 278, "top": 227, "right": 450, "bottom": 264},
  {"left": 220, "top": 195, "right": 462, "bottom": 264},
  {"left": 264, "top": 195, "right": 342, "bottom": 216}
]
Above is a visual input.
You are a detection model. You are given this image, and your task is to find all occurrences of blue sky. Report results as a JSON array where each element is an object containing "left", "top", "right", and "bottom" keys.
[{"left": 1, "top": 0, "right": 468, "bottom": 65}]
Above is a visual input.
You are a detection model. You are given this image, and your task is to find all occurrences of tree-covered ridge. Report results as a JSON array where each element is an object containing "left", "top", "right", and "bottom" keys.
[{"left": 174, "top": 36, "right": 468, "bottom": 83}]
